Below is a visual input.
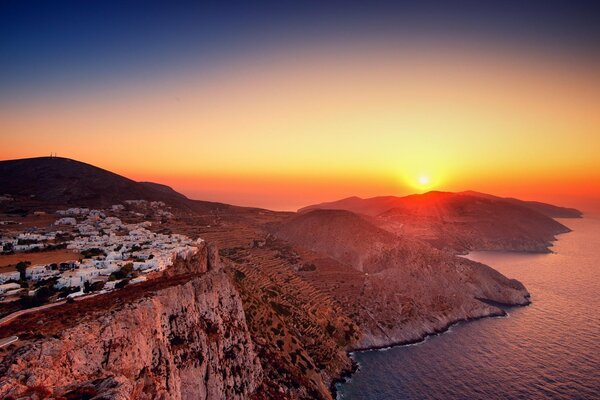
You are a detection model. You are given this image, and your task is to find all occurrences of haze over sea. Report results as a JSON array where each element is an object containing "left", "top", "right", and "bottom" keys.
[{"left": 337, "top": 215, "right": 600, "bottom": 399}]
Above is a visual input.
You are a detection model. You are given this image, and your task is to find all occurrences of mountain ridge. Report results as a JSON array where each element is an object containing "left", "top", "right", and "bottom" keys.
[
  {"left": 299, "top": 191, "right": 578, "bottom": 253},
  {"left": 300, "top": 190, "right": 582, "bottom": 219}
]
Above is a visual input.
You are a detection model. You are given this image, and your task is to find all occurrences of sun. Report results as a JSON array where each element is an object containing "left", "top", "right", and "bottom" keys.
[{"left": 404, "top": 172, "right": 438, "bottom": 192}]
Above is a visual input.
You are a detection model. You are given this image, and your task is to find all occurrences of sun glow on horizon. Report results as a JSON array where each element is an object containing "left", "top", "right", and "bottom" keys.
[
  {"left": 413, "top": 174, "right": 437, "bottom": 192},
  {"left": 1, "top": 39, "right": 599, "bottom": 210}
]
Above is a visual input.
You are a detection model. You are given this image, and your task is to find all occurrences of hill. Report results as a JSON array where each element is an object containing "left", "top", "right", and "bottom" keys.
[
  {"left": 300, "top": 191, "right": 577, "bottom": 253},
  {"left": 272, "top": 209, "right": 530, "bottom": 347},
  {"left": 0, "top": 157, "right": 189, "bottom": 208},
  {"left": 300, "top": 190, "right": 582, "bottom": 218},
  {"left": 460, "top": 190, "right": 583, "bottom": 218},
  {"left": 0, "top": 157, "right": 250, "bottom": 215},
  {"left": 274, "top": 209, "right": 400, "bottom": 272}
]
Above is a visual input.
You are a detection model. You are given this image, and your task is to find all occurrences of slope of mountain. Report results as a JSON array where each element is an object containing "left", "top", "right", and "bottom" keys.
[
  {"left": 139, "top": 181, "right": 189, "bottom": 199},
  {"left": 0, "top": 157, "right": 261, "bottom": 217},
  {"left": 274, "top": 209, "right": 404, "bottom": 273},
  {"left": 273, "top": 209, "right": 530, "bottom": 348},
  {"left": 460, "top": 190, "right": 583, "bottom": 218},
  {"left": 300, "top": 191, "right": 577, "bottom": 253},
  {"left": 299, "top": 195, "right": 401, "bottom": 217},
  {"left": 0, "top": 157, "right": 191, "bottom": 209}
]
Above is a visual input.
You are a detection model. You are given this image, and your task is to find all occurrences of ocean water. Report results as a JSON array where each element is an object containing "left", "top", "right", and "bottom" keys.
[{"left": 337, "top": 216, "right": 600, "bottom": 400}]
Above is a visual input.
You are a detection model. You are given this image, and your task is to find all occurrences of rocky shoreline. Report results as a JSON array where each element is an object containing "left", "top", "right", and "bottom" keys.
[{"left": 330, "top": 300, "right": 532, "bottom": 399}]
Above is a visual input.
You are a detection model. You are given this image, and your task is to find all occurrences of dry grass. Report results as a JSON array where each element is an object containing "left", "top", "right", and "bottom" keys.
[
  {"left": 2, "top": 213, "right": 56, "bottom": 229},
  {"left": 0, "top": 250, "right": 81, "bottom": 272}
]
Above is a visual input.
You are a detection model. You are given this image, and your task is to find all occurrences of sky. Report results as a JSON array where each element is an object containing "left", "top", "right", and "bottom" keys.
[{"left": 1, "top": 1, "right": 599, "bottom": 211}]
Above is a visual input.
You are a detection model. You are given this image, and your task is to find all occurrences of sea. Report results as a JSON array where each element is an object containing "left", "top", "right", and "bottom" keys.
[{"left": 336, "top": 215, "right": 600, "bottom": 399}]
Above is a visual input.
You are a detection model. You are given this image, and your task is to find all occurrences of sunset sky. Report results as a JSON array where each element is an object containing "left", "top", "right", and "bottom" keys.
[{"left": 1, "top": 1, "right": 599, "bottom": 211}]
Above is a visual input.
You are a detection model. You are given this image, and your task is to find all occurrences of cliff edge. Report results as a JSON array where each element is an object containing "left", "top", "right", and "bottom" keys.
[{"left": 0, "top": 249, "right": 262, "bottom": 399}]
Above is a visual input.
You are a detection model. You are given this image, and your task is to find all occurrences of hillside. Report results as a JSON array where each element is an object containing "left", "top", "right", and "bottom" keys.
[
  {"left": 0, "top": 157, "right": 252, "bottom": 216},
  {"left": 0, "top": 157, "right": 189, "bottom": 208},
  {"left": 460, "top": 191, "right": 583, "bottom": 218},
  {"left": 274, "top": 210, "right": 402, "bottom": 273},
  {"left": 300, "top": 191, "right": 577, "bottom": 253},
  {"left": 272, "top": 209, "right": 530, "bottom": 348}
]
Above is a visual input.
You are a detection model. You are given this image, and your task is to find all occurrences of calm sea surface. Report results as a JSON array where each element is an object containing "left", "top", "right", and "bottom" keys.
[{"left": 337, "top": 216, "right": 600, "bottom": 400}]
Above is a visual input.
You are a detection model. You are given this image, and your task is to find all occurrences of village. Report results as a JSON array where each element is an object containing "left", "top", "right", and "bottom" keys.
[{"left": 0, "top": 200, "right": 201, "bottom": 307}]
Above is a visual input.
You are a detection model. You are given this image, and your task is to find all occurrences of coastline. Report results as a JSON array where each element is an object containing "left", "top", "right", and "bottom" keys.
[
  {"left": 330, "top": 220, "right": 576, "bottom": 399},
  {"left": 330, "top": 300, "right": 532, "bottom": 399}
]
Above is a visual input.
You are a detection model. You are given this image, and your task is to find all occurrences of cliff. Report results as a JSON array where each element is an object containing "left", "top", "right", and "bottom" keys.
[{"left": 0, "top": 246, "right": 263, "bottom": 399}]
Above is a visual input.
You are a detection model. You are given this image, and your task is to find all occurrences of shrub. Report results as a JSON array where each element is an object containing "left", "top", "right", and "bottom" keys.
[
  {"left": 270, "top": 301, "right": 291, "bottom": 317},
  {"left": 298, "top": 263, "right": 317, "bottom": 272},
  {"left": 109, "top": 263, "right": 134, "bottom": 280},
  {"left": 19, "top": 286, "right": 55, "bottom": 308},
  {"left": 115, "top": 279, "right": 130, "bottom": 289},
  {"left": 81, "top": 248, "right": 105, "bottom": 258},
  {"left": 325, "top": 321, "right": 336, "bottom": 336},
  {"left": 59, "top": 286, "right": 80, "bottom": 298},
  {"left": 233, "top": 269, "right": 246, "bottom": 282},
  {"left": 84, "top": 280, "right": 105, "bottom": 293}
]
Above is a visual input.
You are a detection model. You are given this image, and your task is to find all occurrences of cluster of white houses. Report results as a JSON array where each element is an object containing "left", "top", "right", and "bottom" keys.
[
  {"left": 2, "top": 231, "right": 62, "bottom": 252},
  {"left": 0, "top": 203, "right": 201, "bottom": 297}
]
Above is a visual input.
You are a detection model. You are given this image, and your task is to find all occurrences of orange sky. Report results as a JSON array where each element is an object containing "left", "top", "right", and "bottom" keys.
[{"left": 1, "top": 39, "right": 599, "bottom": 211}]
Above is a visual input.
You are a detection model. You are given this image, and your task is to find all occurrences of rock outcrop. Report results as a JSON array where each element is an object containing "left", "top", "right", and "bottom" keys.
[{"left": 0, "top": 250, "right": 262, "bottom": 399}]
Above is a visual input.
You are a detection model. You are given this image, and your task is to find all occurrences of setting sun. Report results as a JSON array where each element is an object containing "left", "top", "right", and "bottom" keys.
[{"left": 419, "top": 176, "right": 430, "bottom": 186}]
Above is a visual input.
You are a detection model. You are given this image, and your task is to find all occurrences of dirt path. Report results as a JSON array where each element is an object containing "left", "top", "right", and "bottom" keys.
[{"left": 0, "top": 335, "right": 18, "bottom": 348}]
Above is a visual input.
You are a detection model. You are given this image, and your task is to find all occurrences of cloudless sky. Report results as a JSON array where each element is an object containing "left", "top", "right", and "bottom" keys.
[{"left": 1, "top": 0, "right": 599, "bottom": 211}]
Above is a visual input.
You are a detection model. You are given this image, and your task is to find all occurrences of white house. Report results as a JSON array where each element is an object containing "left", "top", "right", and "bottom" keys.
[
  {"left": 0, "top": 282, "right": 21, "bottom": 294},
  {"left": 0, "top": 271, "right": 20, "bottom": 283},
  {"left": 55, "top": 217, "right": 77, "bottom": 226}
]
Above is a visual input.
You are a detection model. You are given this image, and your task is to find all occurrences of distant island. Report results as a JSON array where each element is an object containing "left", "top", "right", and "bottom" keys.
[{"left": 0, "top": 157, "right": 581, "bottom": 399}]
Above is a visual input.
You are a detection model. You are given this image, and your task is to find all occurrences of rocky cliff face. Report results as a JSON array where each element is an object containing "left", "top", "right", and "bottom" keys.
[
  {"left": 0, "top": 248, "right": 262, "bottom": 400},
  {"left": 349, "top": 257, "right": 530, "bottom": 349}
]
